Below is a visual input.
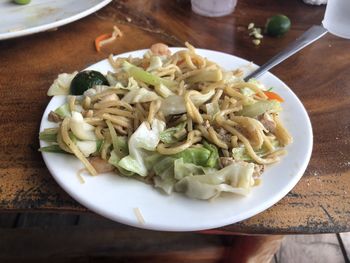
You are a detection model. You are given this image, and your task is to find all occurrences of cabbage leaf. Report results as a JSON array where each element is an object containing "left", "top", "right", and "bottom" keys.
[
  {"left": 122, "top": 88, "right": 160, "bottom": 104},
  {"left": 175, "top": 161, "right": 255, "bottom": 200},
  {"left": 159, "top": 122, "right": 186, "bottom": 144},
  {"left": 47, "top": 71, "right": 78, "bottom": 96},
  {"left": 118, "top": 119, "right": 166, "bottom": 176}
]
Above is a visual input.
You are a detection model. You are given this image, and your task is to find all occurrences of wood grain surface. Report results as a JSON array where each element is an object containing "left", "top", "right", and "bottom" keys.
[{"left": 0, "top": 0, "right": 349, "bottom": 234}]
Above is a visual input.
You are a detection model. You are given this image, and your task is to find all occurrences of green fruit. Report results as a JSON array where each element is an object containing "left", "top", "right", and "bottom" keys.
[
  {"left": 13, "top": 0, "right": 31, "bottom": 5},
  {"left": 265, "top": 15, "right": 291, "bottom": 37},
  {"left": 70, "top": 70, "right": 108, "bottom": 95}
]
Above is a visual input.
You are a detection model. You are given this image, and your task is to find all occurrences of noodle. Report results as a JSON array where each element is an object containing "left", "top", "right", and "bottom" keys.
[
  {"left": 95, "top": 125, "right": 105, "bottom": 140},
  {"left": 82, "top": 96, "right": 91, "bottom": 110},
  {"left": 94, "top": 108, "right": 134, "bottom": 119},
  {"left": 42, "top": 42, "right": 292, "bottom": 196},
  {"left": 208, "top": 127, "right": 228, "bottom": 149},
  {"left": 61, "top": 118, "right": 98, "bottom": 175},
  {"left": 147, "top": 100, "right": 161, "bottom": 124},
  {"left": 68, "top": 96, "right": 76, "bottom": 112},
  {"left": 157, "top": 130, "right": 201, "bottom": 155},
  {"left": 102, "top": 113, "right": 131, "bottom": 128},
  {"left": 185, "top": 90, "right": 204, "bottom": 124},
  {"left": 93, "top": 100, "right": 119, "bottom": 109}
]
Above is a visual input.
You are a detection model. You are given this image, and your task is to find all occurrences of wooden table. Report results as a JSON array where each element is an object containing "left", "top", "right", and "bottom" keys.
[{"left": 0, "top": 0, "right": 349, "bottom": 239}]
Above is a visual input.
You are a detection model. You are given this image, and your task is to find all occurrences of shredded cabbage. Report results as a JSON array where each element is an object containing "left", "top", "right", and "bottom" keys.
[
  {"left": 175, "top": 161, "right": 255, "bottom": 200},
  {"left": 122, "top": 88, "right": 160, "bottom": 104},
  {"left": 146, "top": 56, "right": 163, "bottom": 72},
  {"left": 54, "top": 103, "right": 71, "bottom": 118},
  {"left": 118, "top": 119, "right": 166, "bottom": 176},
  {"left": 70, "top": 112, "right": 97, "bottom": 141},
  {"left": 174, "top": 158, "right": 215, "bottom": 180},
  {"left": 238, "top": 100, "right": 281, "bottom": 118},
  {"left": 47, "top": 71, "right": 78, "bottom": 96},
  {"left": 160, "top": 90, "right": 215, "bottom": 116},
  {"left": 159, "top": 122, "right": 186, "bottom": 144},
  {"left": 205, "top": 101, "right": 220, "bottom": 117}
]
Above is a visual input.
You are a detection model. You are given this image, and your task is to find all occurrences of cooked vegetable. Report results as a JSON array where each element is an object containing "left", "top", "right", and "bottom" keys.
[
  {"left": 122, "top": 61, "right": 176, "bottom": 88},
  {"left": 265, "top": 15, "right": 291, "bottom": 37},
  {"left": 174, "top": 147, "right": 211, "bottom": 167},
  {"left": 238, "top": 100, "right": 281, "bottom": 118},
  {"left": 13, "top": 0, "right": 31, "bottom": 5},
  {"left": 121, "top": 88, "right": 160, "bottom": 103},
  {"left": 54, "top": 103, "right": 71, "bottom": 118},
  {"left": 47, "top": 72, "right": 78, "bottom": 96},
  {"left": 70, "top": 112, "right": 97, "bottom": 141},
  {"left": 95, "top": 26, "right": 123, "bottom": 52},
  {"left": 160, "top": 122, "right": 186, "bottom": 144},
  {"left": 264, "top": 91, "right": 284, "bottom": 102},
  {"left": 95, "top": 33, "right": 112, "bottom": 52},
  {"left": 118, "top": 119, "right": 165, "bottom": 176},
  {"left": 40, "top": 42, "right": 293, "bottom": 201},
  {"left": 39, "top": 128, "right": 58, "bottom": 142},
  {"left": 203, "top": 141, "right": 220, "bottom": 168},
  {"left": 39, "top": 145, "right": 66, "bottom": 153},
  {"left": 76, "top": 141, "right": 98, "bottom": 157},
  {"left": 175, "top": 161, "right": 255, "bottom": 200},
  {"left": 70, "top": 70, "right": 108, "bottom": 95},
  {"left": 187, "top": 69, "right": 222, "bottom": 83},
  {"left": 252, "top": 39, "right": 261, "bottom": 46}
]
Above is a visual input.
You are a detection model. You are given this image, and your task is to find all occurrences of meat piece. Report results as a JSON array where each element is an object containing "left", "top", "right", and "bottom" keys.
[
  {"left": 253, "top": 164, "right": 264, "bottom": 178},
  {"left": 218, "top": 128, "right": 232, "bottom": 145},
  {"left": 219, "top": 157, "right": 234, "bottom": 168},
  {"left": 89, "top": 157, "right": 114, "bottom": 174},
  {"left": 82, "top": 110, "right": 94, "bottom": 118},
  {"left": 204, "top": 120, "right": 211, "bottom": 129},
  {"left": 218, "top": 128, "right": 227, "bottom": 137},
  {"left": 48, "top": 111, "right": 62, "bottom": 123},
  {"left": 259, "top": 113, "right": 276, "bottom": 133}
]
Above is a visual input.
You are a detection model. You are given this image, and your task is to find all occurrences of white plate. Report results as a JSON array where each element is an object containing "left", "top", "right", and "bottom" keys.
[
  {"left": 40, "top": 48, "right": 313, "bottom": 231},
  {"left": 0, "top": 0, "right": 112, "bottom": 40}
]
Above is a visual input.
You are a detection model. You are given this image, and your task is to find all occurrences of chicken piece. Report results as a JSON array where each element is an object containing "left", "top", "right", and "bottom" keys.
[
  {"left": 48, "top": 111, "right": 62, "bottom": 123},
  {"left": 218, "top": 128, "right": 232, "bottom": 145},
  {"left": 219, "top": 157, "right": 235, "bottom": 168},
  {"left": 89, "top": 157, "right": 114, "bottom": 174},
  {"left": 253, "top": 163, "right": 264, "bottom": 178},
  {"left": 259, "top": 113, "right": 276, "bottom": 133},
  {"left": 204, "top": 120, "right": 211, "bottom": 129}
]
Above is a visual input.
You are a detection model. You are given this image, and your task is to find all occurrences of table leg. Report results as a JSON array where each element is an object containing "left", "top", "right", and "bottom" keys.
[{"left": 224, "top": 235, "right": 284, "bottom": 263}]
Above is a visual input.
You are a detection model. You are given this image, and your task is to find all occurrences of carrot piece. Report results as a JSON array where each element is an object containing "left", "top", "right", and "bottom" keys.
[
  {"left": 95, "top": 33, "right": 112, "bottom": 52},
  {"left": 264, "top": 91, "right": 284, "bottom": 102}
]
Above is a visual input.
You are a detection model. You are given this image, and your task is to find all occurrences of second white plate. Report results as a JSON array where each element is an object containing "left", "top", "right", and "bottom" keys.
[{"left": 0, "top": 0, "right": 112, "bottom": 40}]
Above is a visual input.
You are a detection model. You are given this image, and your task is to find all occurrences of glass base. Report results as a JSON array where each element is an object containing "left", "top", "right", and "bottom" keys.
[{"left": 191, "top": 0, "right": 237, "bottom": 17}]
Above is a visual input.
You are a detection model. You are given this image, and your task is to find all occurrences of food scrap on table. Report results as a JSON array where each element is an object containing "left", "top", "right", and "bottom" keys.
[
  {"left": 248, "top": 14, "right": 291, "bottom": 45},
  {"left": 247, "top": 23, "right": 263, "bottom": 46},
  {"left": 95, "top": 26, "right": 123, "bottom": 52}
]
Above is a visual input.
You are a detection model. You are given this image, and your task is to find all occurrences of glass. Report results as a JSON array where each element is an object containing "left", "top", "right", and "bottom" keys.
[
  {"left": 191, "top": 0, "right": 237, "bottom": 17},
  {"left": 323, "top": 0, "right": 350, "bottom": 39}
]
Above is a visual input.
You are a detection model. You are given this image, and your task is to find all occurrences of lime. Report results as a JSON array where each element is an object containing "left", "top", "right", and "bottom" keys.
[
  {"left": 70, "top": 70, "right": 108, "bottom": 95},
  {"left": 265, "top": 15, "right": 291, "bottom": 37},
  {"left": 13, "top": 0, "right": 31, "bottom": 5}
]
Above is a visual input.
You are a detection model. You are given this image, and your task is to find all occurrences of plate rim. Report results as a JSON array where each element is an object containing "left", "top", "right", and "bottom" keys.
[
  {"left": 0, "top": 0, "right": 112, "bottom": 40},
  {"left": 40, "top": 48, "right": 313, "bottom": 231}
]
